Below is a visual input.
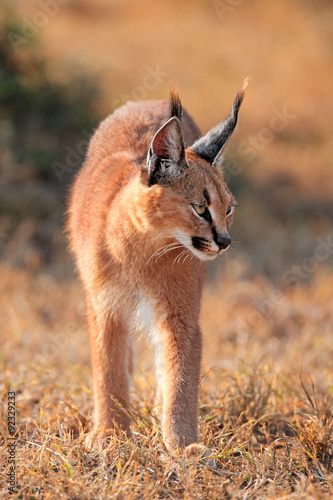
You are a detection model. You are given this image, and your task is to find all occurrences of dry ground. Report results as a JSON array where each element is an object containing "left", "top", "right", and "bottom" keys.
[{"left": 1, "top": 261, "right": 333, "bottom": 499}]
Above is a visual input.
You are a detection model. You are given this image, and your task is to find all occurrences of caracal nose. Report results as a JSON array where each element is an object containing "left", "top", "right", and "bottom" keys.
[{"left": 216, "top": 235, "right": 231, "bottom": 250}]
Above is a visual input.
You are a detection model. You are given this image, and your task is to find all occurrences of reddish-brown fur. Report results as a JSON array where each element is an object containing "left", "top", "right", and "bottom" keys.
[{"left": 67, "top": 87, "right": 245, "bottom": 450}]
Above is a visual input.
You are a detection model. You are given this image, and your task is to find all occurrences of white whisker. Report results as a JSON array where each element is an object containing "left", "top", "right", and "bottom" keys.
[
  {"left": 147, "top": 242, "right": 181, "bottom": 264},
  {"left": 174, "top": 250, "right": 187, "bottom": 264},
  {"left": 182, "top": 250, "right": 192, "bottom": 264},
  {"left": 154, "top": 245, "right": 184, "bottom": 262}
]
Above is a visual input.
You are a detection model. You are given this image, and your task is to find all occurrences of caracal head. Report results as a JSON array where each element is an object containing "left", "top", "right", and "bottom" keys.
[{"left": 141, "top": 81, "right": 247, "bottom": 262}]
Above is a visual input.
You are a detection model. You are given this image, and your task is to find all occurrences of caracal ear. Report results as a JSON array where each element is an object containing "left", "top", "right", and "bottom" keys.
[
  {"left": 147, "top": 117, "right": 187, "bottom": 186},
  {"left": 189, "top": 78, "right": 248, "bottom": 168}
]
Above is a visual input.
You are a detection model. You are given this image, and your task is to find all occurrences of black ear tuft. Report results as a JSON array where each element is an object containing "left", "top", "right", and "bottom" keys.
[
  {"left": 170, "top": 84, "right": 182, "bottom": 121},
  {"left": 189, "top": 78, "right": 248, "bottom": 166}
]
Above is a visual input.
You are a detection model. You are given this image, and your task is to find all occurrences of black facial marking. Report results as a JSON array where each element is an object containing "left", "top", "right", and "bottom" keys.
[
  {"left": 212, "top": 227, "right": 218, "bottom": 245},
  {"left": 203, "top": 189, "right": 210, "bottom": 206},
  {"left": 192, "top": 236, "right": 210, "bottom": 251},
  {"left": 202, "top": 207, "right": 212, "bottom": 223}
]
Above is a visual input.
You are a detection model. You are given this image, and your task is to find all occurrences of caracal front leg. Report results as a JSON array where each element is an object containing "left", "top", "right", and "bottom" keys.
[
  {"left": 157, "top": 318, "right": 202, "bottom": 450},
  {"left": 87, "top": 298, "right": 131, "bottom": 437}
]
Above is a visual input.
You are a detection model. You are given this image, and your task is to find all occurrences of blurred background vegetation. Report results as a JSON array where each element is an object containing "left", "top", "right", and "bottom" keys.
[
  {"left": 0, "top": 4, "right": 100, "bottom": 273},
  {"left": 0, "top": 0, "right": 333, "bottom": 282}
]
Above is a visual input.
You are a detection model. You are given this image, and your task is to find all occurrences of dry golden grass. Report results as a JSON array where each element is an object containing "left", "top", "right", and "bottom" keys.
[{"left": 1, "top": 262, "right": 333, "bottom": 499}]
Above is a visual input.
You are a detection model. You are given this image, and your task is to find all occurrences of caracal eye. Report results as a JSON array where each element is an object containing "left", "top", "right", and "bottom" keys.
[
  {"left": 193, "top": 204, "right": 206, "bottom": 216},
  {"left": 226, "top": 205, "right": 234, "bottom": 216}
]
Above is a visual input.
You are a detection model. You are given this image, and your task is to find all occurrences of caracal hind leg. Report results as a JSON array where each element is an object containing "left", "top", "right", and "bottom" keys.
[{"left": 86, "top": 298, "right": 131, "bottom": 438}]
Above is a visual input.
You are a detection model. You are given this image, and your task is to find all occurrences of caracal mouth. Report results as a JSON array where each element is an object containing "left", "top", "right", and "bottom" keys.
[
  {"left": 190, "top": 247, "right": 231, "bottom": 261},
  {"left": 173, "top": 229, "right": 230, "bottom": 262},
  {"left": 189, "top": 247, "right": 217, "bottom": 261}
]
